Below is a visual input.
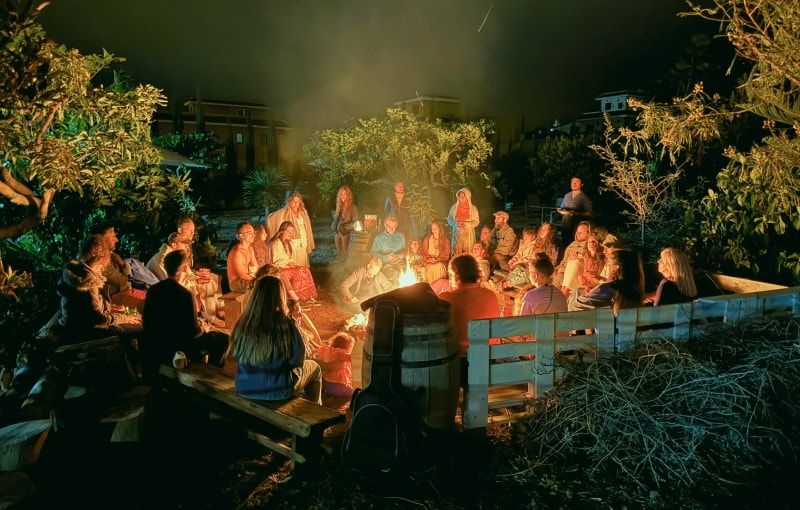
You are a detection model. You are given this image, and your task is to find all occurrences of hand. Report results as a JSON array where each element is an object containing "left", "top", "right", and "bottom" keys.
[
  {"left": 350, "top": 297, "right": 360, "bottom": 304},
  {"left": 110, "top": 304, "right": 125, "bottom": 312}
]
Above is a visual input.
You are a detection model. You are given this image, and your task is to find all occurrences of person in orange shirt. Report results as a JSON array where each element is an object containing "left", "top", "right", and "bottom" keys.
[{"left": 438, "top": 254, "right": 500, "bottom": 386}]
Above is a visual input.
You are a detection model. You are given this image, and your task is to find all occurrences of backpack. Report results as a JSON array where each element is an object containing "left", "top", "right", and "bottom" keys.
[
  {"left": 126, "top": 257, "right": 160, "bottom": 289},
  {"left": 341, "top": 300, "right": 418, "bottom": 475}
]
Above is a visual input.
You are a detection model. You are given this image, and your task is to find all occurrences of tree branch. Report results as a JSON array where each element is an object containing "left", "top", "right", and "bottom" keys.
[{"left": 0, "top": 187, "right": 54, "bottom": 240}]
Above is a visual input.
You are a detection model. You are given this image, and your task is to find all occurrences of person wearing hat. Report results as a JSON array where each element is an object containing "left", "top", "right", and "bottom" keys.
[
  {"left": 599, "top": 234, "right": 625, "bottom": 281},
  {"left": 488, "top": 210, "right": 518, "bottom": 272}
]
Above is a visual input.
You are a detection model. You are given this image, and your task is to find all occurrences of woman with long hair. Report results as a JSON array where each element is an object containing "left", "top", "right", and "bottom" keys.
[
  {"left": 268, "top": 221, "right": 318, "bottom": 302},
  {"left": 530, "top": 222, "right": 558, "bottom": 265},
  {"left": 266, "top": 191, "right": 315, "bottom": 267},
  {"left": 251, "top": 225, "right": 269, "bottom": 268},
  {"left": 232, "top": 276, "right": 321, "bottom": 404},
  {"left": 654, "top": 247, "right": 697, "bottom": 306},
  {"left": 331, "top": 185, "right": 359, "bottom": 261},
  {"left": 422, "top": 220, "right": 451, "bottom": 283},
  {"left": 446, "top": 188, "right": 480, "bottom": 256},
  {"left": 610, "top": 250, "right": 645, "bottom": 314}
]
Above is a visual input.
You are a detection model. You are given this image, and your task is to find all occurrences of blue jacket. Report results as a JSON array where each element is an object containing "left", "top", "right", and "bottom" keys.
[
  {"left": 235, "top": 323, "right": 305, "bottom": 401},
  {"left": 370, "top": 230, "right": 406, "bottom": 262}
]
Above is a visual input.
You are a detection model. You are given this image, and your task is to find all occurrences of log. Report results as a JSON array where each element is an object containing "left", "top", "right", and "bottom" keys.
[
  {"left": 99, "top": 386, "right": 151, "bottom": 442},
  {"left": 0, "top": 419, "right": 51, "bottom": 471}
]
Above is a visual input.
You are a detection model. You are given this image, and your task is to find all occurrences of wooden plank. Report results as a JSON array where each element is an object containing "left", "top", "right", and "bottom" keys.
[
  {"left": 246, "top": 430, "right": 305, "bottom": 463},
  {"left": 616, "top": 308, "right": 638, "bottom": 352},
  {"left": 490, "top": 360, "right": 536, "bottom": 385},
  {"left": 710, "top": 274, "right": 786, "bottom": 294},
  {"left": 53, "top": 336, "right": 122, "bottom": 355},
  {"left": 490, "top": 341, "right": 536, "bottom": 360},
  {"left": 532, "top": 315, "right": 556, "bottom": 397},
  {"left": 159, "top": 364, "right": 343, "bottom": 437},
  {"left": 464, "top": 319, "right": 491, "bottom": 429},
  {"left": 595, "top": 309, "right": 615, "bottom": 354},
  {"left": 554, "top": 337, "right": 596, "bottom": 353}
]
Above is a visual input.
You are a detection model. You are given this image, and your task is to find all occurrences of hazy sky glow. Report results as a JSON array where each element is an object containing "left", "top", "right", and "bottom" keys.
[{"left": 40, "top": 0, "right": 702, "bottom": 132}]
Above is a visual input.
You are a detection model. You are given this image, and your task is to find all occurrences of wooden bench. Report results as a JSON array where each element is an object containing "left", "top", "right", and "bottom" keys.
[{"left": 158, "top": 363, "right": 344, "bottom": 469}]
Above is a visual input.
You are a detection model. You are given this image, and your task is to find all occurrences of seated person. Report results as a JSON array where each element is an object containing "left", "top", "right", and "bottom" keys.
[
  {"left": 146, "top": 232, "right": 186, "bottom": 281},
  {"left": 370, "top": 215, "right": 406, "bottom": 283},
  {"left": 141, "top": 250, "right": 229, "bottom": 380},
  {"left": 253, "top": 263, "right": 300, "bottom": 302},
  {"left": 233, "top": 276, "right": 322, "bottom": 404},
  {"left": 93, "top": 223, "right": 146, "bottom": 312},
  {"left": 471, "top": 242, "right": 491, "bottom": 283},
  {"left": 316, "top": 332, "right": 356, "bottom": 397},
  {"left": 505, "top": 227, "right": 537, "bottom": 287},
  {"left": 488, "top": 211, "right": 518, "bottom": 271},
  {"left": 421, "top": 221, "right": 450, "bottom": 283},
  {"left": 340, "top": 257, "right": 393, "bottom": 314},
  {"left": 227, "top": 222, "right": 260, "bottom": 292},
  {"left": 653, "top": 248, "right": 697, "bottom": 306},
  {"left": 194, "top": 261, "right": 225, "bottom": 325},
  {"left": 570, "top": 250, "right": 644, "bottom": 315},
  {"left": 407, "top": 239, "right": 426, "bottom": 282},
  {"left": 267, "top": 221, "right": 318, "bottom": 302},
  {"left": 530, "top": 222, "right": 559, "bottom": 265},
  {"left": 57, "top": 235, "right": 142, "bottom": 343},
  {"left": 553, "top": 221, "right": 591, "bottom": 290},
  {"left": 520, "top": 255, "right": 568, "bottom": 316}
]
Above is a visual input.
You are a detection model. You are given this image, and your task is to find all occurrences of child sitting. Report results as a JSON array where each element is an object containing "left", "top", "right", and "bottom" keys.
[
  {"left": 316, "top": 332, "right": 355, "bottom": 397},
  {"left": 407, "top": 238, "right": 426, "bottom": 282}
]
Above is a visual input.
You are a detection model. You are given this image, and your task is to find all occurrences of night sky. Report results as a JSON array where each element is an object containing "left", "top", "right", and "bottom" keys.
[{"left": 39, "top": 0, "right": 705, "bottom": 135}]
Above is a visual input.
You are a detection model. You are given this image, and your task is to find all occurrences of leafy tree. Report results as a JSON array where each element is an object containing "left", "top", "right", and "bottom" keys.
[
  {"left": 527, "top": 134, "right": 603, "bottom": 204},
  {"left": 303, "top": 108, "right": 494, "bottom": 222},
  {"left": 0, "top": 2, "right": 191, "bottom": 356},
  {"left": 687, "top": 0, "right": 800, "bottom": 279}
]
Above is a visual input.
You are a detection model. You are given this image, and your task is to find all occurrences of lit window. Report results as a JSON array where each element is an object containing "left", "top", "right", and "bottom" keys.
[{"left": 235, "top": 132, "right": 243, "bottom": 143}]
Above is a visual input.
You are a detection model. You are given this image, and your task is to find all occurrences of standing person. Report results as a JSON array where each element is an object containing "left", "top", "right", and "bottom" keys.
[
  {"left": 141, "top": 250, "right": 229, "bottom": 380},
  {"left": 227, "top": 223, "right": 259, "bottom": 292},
  {"left": 439, "top": 254, "right": 500, "bottom": 386},
  {"left": 653, "top": 248, "right": 697, "bottom": 306},
  {"left": 520, "top": 255, "right": 568, "bottom": 316},
  {"left": 488, "top": 211, "right": 518, "bottom": 271},
  {"left": 266, "top": 191, "right": 315, "bottom": 267},
  {"left": 370, "top": 215, "right": 406, "bottom": 283},
  {"left": 556, "top": 176, "right": 593, "bottom": 243},
  {"left": 331, "top": 185, "right": 359, "bottom": 261},
  {"left": 447, "top": 188, "right": 480, "bottom": 256},
  {"left": 268, "top": 221, "right": 318, "bottom": 302},
  {"left": 384, "top": 179, "right": 413, "bottom": 239},
  {"left": 232, "top": 276, "right": 322, "bottom": 404},
  {"left": 92, "top": 223, "right": 146, "bottom": 311},
  {"left": 422, "top": 221, "right": 450, "bottom": 284}
]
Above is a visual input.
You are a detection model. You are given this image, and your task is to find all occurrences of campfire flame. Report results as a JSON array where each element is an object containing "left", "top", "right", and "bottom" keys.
[
  {"left": 346, "top": 312, "right": 368, "bottom": 329},
  {"left": 398, "top": 263, "right": 417, "bottom": 288}
]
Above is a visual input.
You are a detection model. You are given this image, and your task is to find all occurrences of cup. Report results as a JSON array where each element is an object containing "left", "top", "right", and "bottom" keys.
[{"left": 173, "top": 351, "right": 188, "bottom": 370}]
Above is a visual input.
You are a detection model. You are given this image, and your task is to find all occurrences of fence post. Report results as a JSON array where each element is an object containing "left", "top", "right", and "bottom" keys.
[
  {"left": 672, "top": 302, "right": 692, "bottom": 339},
  {"left": 615, "top": 308, "right": 638, "bottom": 352},
  {"left": 463, "top": 319, "right": 491, "bottom": 429},
  {"left": 533, "top": 314, "right": 556, "bottom": 397},
  {"left": 595, "top": 309, "right": 615, "bottom": 355}
]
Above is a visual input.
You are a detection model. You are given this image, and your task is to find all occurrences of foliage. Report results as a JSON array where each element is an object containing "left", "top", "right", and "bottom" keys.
[
  {"left": 152, "top": 131, "right": 225, "bottom": 168},
  {"left": 527, "top": 134, "right": 603, "bottom": 203},
  {"left": 588, "top": 86, "right": 732, "bottom": 249},
  {"left": 0, "top": 2, "right": 192, "bottom": 357},
  {"left": 303, "top": 108, "right": 494, "bottom": 223},
  {"left": 681, "top": 0, "right": 800, "bottom": 280},
  {"left": 502, "top": 317, "right": 800, "bottom": 508},
  {"left": 241, "top": 166, "right": 290, "bottom": 218}
]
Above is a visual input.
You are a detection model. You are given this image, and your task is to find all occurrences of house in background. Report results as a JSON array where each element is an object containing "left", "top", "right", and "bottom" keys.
[
  {"left": 392, "top": 95, "right": 522, "bottom": 157},
  {"left": 152, "top": 99, "right": 295, "bottom": 173},
  {"left": 550, "top": 90, "right": 645, "bottom": 136}
]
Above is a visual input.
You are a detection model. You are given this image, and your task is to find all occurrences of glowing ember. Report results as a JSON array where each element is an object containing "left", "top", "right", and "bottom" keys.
[{"left": 398, "top": 263, "right": 417, "bottom": 287}]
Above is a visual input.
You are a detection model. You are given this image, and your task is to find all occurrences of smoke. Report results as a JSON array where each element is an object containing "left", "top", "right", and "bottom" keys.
[{"left": 40, "top": 0, "right": 693, "bottom": 139}]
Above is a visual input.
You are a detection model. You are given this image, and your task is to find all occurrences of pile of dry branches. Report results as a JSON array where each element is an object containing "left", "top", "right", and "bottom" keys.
[{"left": 501, "top": 317, "right": 800, "bottom": 507}]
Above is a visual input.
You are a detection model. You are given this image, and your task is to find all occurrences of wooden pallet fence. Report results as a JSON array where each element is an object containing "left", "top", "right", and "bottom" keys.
[{"left": 463, "top": 286, "right": 800, "bottom": 429}]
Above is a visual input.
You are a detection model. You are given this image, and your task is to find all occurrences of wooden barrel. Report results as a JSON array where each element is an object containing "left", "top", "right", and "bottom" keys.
[{"left": 362, "top": 308, "right": 459, "bottom": 429}]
